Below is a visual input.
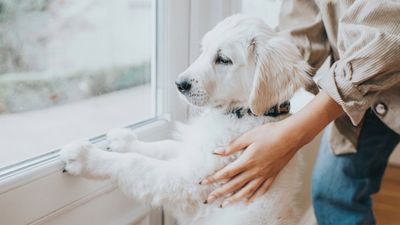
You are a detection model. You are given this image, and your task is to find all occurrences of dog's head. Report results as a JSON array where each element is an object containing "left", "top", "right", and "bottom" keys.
[{"left": 176, "top": 14, "right": 315, "bottom": 115}]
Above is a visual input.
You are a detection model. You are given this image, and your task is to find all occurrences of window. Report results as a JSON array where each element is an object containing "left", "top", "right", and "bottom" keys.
[
  {"left": 0, "top": 0, "right": 156, "bottom": 169},
  {"left": 0, "top": 0, "right": 190, "bottom": 223},
  {"left": 0, "top": 1, "right": 324, "bottom": 224}
]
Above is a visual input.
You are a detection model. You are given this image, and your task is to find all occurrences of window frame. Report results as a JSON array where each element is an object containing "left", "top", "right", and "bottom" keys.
[
  {"left": 0, "top": 0, "right": 241, "bottom": 224},
  {"left": 0, "top": 0, "right": 190, "bottom": 223}
]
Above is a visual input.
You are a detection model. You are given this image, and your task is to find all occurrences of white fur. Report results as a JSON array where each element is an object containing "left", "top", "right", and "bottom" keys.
[{"left": 60, "top": 14, "right": 314, "bottom": 225}]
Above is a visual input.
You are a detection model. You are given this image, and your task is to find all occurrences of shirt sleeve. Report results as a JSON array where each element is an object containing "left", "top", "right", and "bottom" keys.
[
  {"left": 278, "top": 0, "right": 331, "bottom": 70},
  {"left": 318, "top": 0, "right": 400, "bottom": 125}
]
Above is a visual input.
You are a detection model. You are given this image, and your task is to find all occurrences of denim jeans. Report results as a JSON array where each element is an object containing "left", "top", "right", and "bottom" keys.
[{"left": 312, "top": 110, "right": 400, "bottom": 225}]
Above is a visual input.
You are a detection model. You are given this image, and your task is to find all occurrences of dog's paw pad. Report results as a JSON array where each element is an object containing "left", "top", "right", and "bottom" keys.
[{"left": 59, "top": 141, "right": 92, "bottom": 175}]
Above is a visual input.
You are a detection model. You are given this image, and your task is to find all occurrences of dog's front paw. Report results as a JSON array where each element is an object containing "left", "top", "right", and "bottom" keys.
[
  {"left": 106, "top": 128, "right": 138, "bottom": 153},
  {"left": 59, "top": 141, "right": 92, "bottom": 175}
]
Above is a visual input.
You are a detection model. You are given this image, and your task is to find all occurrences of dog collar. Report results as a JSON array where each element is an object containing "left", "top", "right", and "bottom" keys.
[{"left": 229, "top": 101, "right": 290, "bottom": 119}]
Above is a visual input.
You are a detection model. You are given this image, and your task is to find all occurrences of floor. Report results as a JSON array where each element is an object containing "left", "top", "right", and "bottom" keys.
[{"left": 373, "top": 165, "right": 400, "bottom": 224}]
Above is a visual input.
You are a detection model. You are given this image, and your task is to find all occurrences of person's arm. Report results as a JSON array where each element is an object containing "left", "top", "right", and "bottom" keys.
[
  {"left": 200, "top": 91, "right": 343, "bottom": 207},
  {"left": 317, "top": 0, "right": 400, "bottom": 126},
  {"left": 280, "top": 0, "right": 400, "bottom": 126}
]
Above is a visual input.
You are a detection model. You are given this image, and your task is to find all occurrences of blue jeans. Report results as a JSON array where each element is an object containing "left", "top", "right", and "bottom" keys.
[{"left": 312, "top": 110, "right": 400, "bottom": 225}]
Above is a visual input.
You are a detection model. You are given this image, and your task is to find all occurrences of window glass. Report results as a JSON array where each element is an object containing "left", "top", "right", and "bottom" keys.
[{"left": 0, "top": 0, "right": 155, "bottom": 168}]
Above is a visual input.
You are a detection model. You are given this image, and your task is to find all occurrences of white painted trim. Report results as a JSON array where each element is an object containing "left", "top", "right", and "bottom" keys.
[
  {"left": 29, "top": 184, "right": 117, "bottom": 225},
  {"left": 156, "top": 0, "right": 191, "bottom": 122},
  {"left": 0, "top": 0, "right": 191, "bottom": 223}
]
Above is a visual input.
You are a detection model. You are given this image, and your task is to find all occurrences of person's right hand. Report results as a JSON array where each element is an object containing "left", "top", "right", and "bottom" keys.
[
  {"left": 201, "top": 91, "right": 343, "bottom": 207},
  {"left": 201, "top": 119, "right": 304, "bottom": 207}
]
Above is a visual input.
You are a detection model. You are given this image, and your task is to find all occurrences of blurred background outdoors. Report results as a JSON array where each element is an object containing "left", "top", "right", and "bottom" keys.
[{"left": 0, "top": 0, "right": 154, "bottom": 167}]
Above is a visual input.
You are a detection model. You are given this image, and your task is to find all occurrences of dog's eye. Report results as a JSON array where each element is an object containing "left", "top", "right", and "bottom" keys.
[{"left": 215, "top": 55, "right": 233, "bottom": 65}]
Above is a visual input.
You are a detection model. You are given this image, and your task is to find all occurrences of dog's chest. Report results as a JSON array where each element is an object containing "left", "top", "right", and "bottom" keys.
[
  {"left": 169, "top": 112, "right": 295, "bottom": 224},
  {"left": 176, "top": 112, "right": 272, "bottom": 153}
]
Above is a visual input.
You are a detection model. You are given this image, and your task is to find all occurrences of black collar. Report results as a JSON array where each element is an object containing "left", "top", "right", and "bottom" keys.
[{"left": 228, "top": 101, "right": 290, "bottom": 119}]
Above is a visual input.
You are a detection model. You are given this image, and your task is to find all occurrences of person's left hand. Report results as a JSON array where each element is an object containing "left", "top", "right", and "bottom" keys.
[{"left": 200, "top": 120, "right": 304, "bottom": 208}]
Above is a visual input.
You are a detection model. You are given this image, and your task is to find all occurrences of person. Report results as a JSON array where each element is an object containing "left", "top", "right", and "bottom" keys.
[{"left": 199, "top": 0, "right": 400, "bottom": 224}]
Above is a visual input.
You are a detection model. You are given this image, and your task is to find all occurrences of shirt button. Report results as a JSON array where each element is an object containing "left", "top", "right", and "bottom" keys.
[{"left": 375, "top": 102, "right": 387, "bottom": 116}]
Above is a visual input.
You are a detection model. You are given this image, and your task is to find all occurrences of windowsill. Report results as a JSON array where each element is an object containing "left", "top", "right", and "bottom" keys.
[{"left": 0, "top": 84, "right": 152, "bottom": 168}]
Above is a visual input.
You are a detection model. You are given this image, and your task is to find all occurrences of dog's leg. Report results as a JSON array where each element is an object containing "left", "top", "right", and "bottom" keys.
[
  {"left": 105, "top": 128, "right": 182, "bottom": 160},
  {"left": 126, "top": 140, "right": 182, "bottom": 159},
  {"left": 60, "top": 141, "right": 198, "bottom": 205}
]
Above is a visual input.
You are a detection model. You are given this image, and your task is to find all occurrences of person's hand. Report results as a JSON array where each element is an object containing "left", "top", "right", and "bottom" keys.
[
  {"left": 200, "top": 91, "right": 343, "bottom": 207},
  {"left": 200, "top": 120, "right": 304, "bottom": 207}
]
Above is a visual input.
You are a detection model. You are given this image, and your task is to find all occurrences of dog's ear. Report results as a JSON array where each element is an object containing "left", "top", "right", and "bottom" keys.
[{"left": 248, "top": 35, "right": 316, "bottom": 115}]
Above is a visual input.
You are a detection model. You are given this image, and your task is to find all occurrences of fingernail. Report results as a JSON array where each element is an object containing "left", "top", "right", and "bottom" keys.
[
  {"left": 207, "top": 195, "right": 217, "bottom": 204},
  {"left": 221, "top": 200, "right": 231, "bottom": 208},
  {"left": 213, "top": 147, "right": 225, "bottom": 155},
  {"left": 219, "top": 178, "right": 229, "bottom": 185},
  {"left": 203, "top": 200, "right": 208, "bottom": 204}
]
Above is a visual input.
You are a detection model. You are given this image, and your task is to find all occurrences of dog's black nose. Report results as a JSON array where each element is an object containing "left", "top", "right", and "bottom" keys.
[{"left": 175, "top": 80, "right": 192, "bottom": 94}]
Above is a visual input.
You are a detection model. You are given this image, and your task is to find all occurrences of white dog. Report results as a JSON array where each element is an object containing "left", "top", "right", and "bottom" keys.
[{"left": 60, "top": 15, "right": 315, "bottom": 225}]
